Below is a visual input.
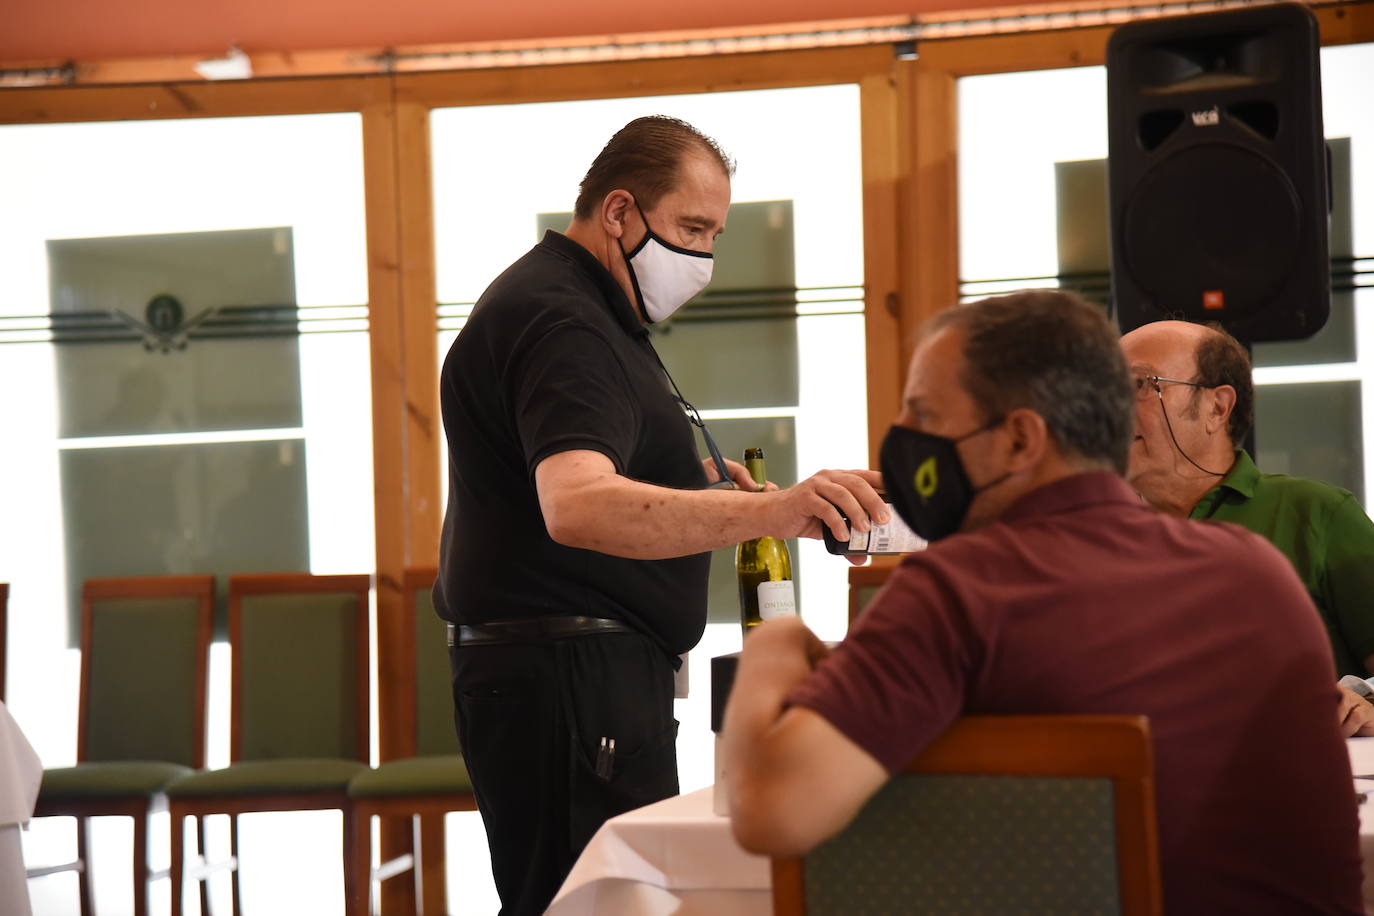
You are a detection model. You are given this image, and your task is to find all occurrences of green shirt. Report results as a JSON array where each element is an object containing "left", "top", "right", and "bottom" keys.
[{"left": 1191, "top": 450, "right": 1374, "bottom": 678}]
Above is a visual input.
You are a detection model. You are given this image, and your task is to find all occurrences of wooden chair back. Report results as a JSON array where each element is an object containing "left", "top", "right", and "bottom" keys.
[
  {"left": 228, "top": 573, "right": 371, "bottom": 763},
  {"left": 846, "top": 561, "right": 898, "bottom": 625},
  {"left": 78, "top": 576, "right": 215, "bottom": 767},
  {"left": 404, "top": 567, "right": 459, "bottom": 757},
  {"left": 772, "top": 715, "right": 1161, "bottom": 916}
]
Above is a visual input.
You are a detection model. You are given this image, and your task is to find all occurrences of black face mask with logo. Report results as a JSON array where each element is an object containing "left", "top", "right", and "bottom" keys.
[{"left": 878, "top": 418, "right": 1008, "bottom": 542}]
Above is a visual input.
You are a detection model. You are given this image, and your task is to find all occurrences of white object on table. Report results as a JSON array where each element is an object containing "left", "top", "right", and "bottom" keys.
[
  {"left": 675, "top": 652, "right": 690, "bottom": 699},
  {"left": 1349, "top": 736, "right": 1374, "bottom": 778},
  {"left": 0, "top": 700, "right": 41, "bottom": 916},
  {"left": 1348, "top": 738, "right": 1374, "bottom": 914},
  {"left": 547, "top": 786, "right": 771, "bottom": 916}
]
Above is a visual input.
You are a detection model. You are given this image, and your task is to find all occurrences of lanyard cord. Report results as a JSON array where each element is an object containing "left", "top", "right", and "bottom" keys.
[
  {"left": 1155, "top": 388, "right": 1227, "bottom": 478},
  {"left": 641, "top": 337, "right": 736, "bottom": 490}
]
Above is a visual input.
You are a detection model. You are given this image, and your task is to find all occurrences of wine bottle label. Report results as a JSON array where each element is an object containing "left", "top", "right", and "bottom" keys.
[
  {"left": 853, "top": 517, "right": 927, "bottom": 554},
  {"left": 757, "top": 580, "right": 796, "bottom": 620}
]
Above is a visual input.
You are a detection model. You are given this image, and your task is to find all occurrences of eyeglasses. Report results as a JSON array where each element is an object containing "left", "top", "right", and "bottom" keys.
[{"left": 1132, "top": 374, "right": 1212, "bottom": 401}]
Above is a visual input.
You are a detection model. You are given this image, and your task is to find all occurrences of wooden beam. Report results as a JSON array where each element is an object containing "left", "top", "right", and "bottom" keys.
[
  {"left": 1314, "top": 1, "right": 1374, "bottom": 46},
  {"left": 362, "top": 88, "right": 422, "bottom": 916},
  {"left": 858, "top": 63, "right": 905, "bottom": 467},
  {"left": 362, "top": 94, "right": 409, "bottom": 760},
  {"left": 392, "top": 44, "right": 895, "bottom": 106},
  {"left": 915, "top": 25, "right": 1112, "bottom": 74},
  {"left": 396, "top": 101, "right": 442, "bottom": 571},
  {"left": 901, "top": 63, "right": 959, "bottom": 368},
  {"left": 0, "top": 74, "right": 389, "bottom": 124}
]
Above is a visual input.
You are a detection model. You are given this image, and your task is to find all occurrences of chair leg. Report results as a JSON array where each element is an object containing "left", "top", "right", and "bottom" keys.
[
  {"left": 229, "top": 815, "right": 242, "bottom": 916},
  {"left": 133, "top": 809, "right": 150, "bottom": 916},
  {"left": 170, "top": 809, "right": 185, "bottom": 916},
  {"left": 348, "top": 808, "right": 371, "bottom": 916},
  {"left": 380, "top": 816, "right": 416, "bottom": 916},
  {"left": 415, "top": 813, "right": 446, "bottom": 916},
  {"left": 341, "top": 807, "right": 359, "bottom": 916},
  {"left": 76, "top": 815, "right": 94, "bottom": 916},
  {"left": 196, "top": 816, "right": 210, "bottom": 916}
]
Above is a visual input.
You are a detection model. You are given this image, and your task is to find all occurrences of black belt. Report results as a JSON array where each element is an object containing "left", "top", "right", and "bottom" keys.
[{"left": 447, "top": 615, "right": 635, "bottom": 647}]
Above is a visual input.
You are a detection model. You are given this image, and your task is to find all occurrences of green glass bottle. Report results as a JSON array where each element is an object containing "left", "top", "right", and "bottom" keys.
[{"left": 736, "top": 447, "right": 795, "bottom": 635}]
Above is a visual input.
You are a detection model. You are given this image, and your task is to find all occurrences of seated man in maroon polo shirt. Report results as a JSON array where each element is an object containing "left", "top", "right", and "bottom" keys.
[{"left": 722, "top": 290, "right": 1363, "bottom": 913}]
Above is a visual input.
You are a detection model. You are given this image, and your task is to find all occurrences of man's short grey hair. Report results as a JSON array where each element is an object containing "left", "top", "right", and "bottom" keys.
[{"left": 926, "top": 290, "right": 1135, "bottom": 474}]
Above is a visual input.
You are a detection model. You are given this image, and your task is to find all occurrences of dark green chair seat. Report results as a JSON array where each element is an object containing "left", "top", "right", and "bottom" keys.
[
  {"left": 168, "top": 759, "right": 368, "bottom": 797},
  {"left": 347, "top": 754, "right": 471, "bottom": 798},
  {"left": 40, "top": 762, "right": 193, "bottom": 800}
]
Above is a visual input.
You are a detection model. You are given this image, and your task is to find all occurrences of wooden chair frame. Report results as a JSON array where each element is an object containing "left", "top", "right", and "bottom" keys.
[
  {"left": 169, "top": 572, "right": 370, "bottom": 916},
  {"left": 30, "top": 575, "right": 215, "bottom": 916},
  {"left": 772, "top": 715, "right": 1161, "bottom": 916},
  {"left": 846, "top": 561, "right": 898, "bottom": 624},
  {"left": 0, "top": 581, "right": 8, "bottom": 702},
  {"left": 350, "top": 567, "right": 477, "bottom": 915}
]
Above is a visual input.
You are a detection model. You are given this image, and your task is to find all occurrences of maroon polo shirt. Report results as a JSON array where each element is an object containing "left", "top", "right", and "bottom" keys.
[{"left": 790, "top": 472, "right": 1362, "bottom": 914}]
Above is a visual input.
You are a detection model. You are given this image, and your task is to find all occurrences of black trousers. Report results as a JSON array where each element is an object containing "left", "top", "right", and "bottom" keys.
[{"left": 449, "top": 630, "right": 679, "bottom": 916}]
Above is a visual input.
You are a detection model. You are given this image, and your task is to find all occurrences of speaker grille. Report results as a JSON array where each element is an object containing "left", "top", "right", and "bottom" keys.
[{"left": 1123, "top": 144, "right": 1301, "bottom": 318}]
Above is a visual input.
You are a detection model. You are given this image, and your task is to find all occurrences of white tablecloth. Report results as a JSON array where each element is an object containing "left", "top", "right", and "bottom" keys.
[
  {"left": 547, "top": 786, "right": 770, "bottom": 916},
  {"left": 0, "top": 700, "right": 41, "bottom": 916}
]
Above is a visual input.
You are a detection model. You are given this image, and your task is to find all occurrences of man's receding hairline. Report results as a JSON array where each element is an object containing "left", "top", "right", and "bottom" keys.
[
  {"left": 631, "top": 146, "right": 732, "bottom": 214},
  {"left": 1189, "top": 322, "right": 1232, "bottom": 374}
]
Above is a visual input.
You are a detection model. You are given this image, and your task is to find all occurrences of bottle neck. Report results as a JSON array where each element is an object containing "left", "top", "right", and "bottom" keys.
[{"left": 745, "top": 457, "right": 766, "bottom": 488}]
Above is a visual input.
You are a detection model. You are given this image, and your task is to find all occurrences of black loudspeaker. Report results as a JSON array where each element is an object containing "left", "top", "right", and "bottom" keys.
[{"left": 1107, "top": 3, "right": 1328, "bottom": 341}]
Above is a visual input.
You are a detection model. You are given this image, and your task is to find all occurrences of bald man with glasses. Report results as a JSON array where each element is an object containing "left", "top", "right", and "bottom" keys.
[{"left": 1121, "top": 319, "right": 1374, "bottom": 734}]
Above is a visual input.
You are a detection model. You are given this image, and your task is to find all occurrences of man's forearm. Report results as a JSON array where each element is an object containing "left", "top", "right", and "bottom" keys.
[
  {"left": 542, "top": 471, "right": 776, "bottom": 559},
  {"left": 722, "top": 620, "right": 822, "bottom": 851},
  {"left": 723, "top": 619, "right": 889, "bottom": 855},
  {"left": 536, "top": 449, "right": 886, "bottom": 559}
]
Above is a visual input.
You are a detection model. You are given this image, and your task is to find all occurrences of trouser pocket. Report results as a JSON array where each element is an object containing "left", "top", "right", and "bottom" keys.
[{"left": 556, "top": 632, "right": 680, "bottom": 852}]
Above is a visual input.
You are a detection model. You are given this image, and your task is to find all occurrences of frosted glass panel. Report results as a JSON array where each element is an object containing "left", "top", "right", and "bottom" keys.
[{"left": 960, "top": 66, "right": 1108, "bottom": 292}]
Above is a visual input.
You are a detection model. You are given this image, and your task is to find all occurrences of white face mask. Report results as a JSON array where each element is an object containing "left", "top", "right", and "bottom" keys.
[{"left": 622, "top": 209, "right": 714, "bottom": 323}]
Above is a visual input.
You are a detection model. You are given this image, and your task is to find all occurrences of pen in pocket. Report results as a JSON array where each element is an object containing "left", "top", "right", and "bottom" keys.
[{"left": 595, "top": 736, "right": 616, "bottom": 780}]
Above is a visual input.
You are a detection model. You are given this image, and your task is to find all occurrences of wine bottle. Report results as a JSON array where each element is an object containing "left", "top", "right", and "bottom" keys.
[
  {"left": 736, "top": 447, "right": 795, "bottom": 635},
  {"left": 822, "top": 505, "right": 928, "bottom": 556}
]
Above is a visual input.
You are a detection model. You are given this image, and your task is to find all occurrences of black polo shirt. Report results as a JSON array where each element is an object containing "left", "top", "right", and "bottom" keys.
[{"left": 433, "top": 230, "right": 710, "bottom": 655}]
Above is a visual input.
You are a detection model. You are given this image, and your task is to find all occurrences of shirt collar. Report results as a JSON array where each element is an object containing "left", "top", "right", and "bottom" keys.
[
  {"left": 538, "top": 229, "right": 647, "bottom": 339},
  {"left": 998, "top": 471, "right": 1143, "bottom": 525},
  {"left": 1214, "top": 449, "right": 1258, "bottom": 498}
]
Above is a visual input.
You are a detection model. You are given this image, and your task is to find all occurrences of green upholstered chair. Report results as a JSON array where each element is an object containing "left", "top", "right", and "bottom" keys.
[
  {"left": 348, "top": 567, "right": 476, "bottom": 915},
  {"left": 166, "top": 572, "right": 371, "bottom": 916},
  {"left": 28, "top": 575, "right": 214, "bottom": 916},
  {"left": 772, "top": 715, "right": 1162, "bottom": 916}
]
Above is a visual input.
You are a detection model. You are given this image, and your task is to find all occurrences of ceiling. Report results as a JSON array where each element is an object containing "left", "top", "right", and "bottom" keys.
[{"left": 1, "top": 0, "right": 1014, "bottom": 64}]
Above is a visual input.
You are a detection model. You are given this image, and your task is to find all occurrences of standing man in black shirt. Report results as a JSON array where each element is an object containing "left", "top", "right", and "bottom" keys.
[{"left": 433, "top": 115, "right": 887, "bottom": 914}]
